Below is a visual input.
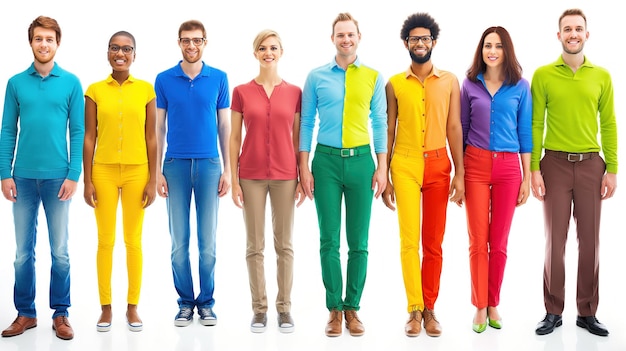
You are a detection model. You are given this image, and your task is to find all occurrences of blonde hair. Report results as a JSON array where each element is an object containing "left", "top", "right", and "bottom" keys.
[{"left": 253, "top": 29, "right": 283, "bottom": 52}]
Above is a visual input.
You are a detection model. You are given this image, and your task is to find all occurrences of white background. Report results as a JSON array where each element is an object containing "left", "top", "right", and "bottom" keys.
[{"left": 0, "top": 0, "right": 624, "bottom": 350}]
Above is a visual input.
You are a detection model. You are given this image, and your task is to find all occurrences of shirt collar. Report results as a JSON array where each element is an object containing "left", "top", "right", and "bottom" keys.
[
  {"left": 328, "top": 55, "right": 362, "bottom": 70},
  {"left": 404, "top": 64, "right": 441, "bottom": 79},
  {"left": 27, "top": 62, "right": 61, "bottom": 77},
  {"left": 554, "top": 55, "right": 594, "bottom": 69}
]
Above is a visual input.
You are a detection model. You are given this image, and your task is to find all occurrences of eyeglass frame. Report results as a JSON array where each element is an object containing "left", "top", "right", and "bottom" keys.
[
  {"left": 179, "top": 37, "right": 206, "bottom": 46},
  {"left": 108, "top": 45, "right": 134, "bottom": 54},
  {"left": 406, "top": 35, "right": 434, "bottom": 45}
]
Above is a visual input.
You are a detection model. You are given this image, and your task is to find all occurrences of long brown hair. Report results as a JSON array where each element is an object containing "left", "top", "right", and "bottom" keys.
[{"left": 466, "top": 26, "right": 522, "bottom": 85}]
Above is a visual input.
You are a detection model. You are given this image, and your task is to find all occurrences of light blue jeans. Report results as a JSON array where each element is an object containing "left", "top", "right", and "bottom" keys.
[
  {"left": 12, "top": 177, "right": 71, "bottom": 318},
  {"left": 163, "top": 158, "right": 221, "bottom": 309}
]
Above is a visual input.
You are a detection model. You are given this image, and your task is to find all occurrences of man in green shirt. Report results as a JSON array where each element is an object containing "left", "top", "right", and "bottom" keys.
[{"left": 531, "top": 8, "right": 617, "bottom": 337}]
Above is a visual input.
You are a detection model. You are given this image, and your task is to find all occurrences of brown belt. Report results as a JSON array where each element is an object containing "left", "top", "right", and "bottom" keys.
[{"left": 545, "top": 150, "right": 598, "bottom": 162}]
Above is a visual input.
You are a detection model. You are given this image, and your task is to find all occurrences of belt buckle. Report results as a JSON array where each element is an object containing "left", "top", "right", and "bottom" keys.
[
  {"left": 567, "top": 153, "right": 583, "bottom": 162},
  {"left": 340, "top": 148, "right": 354, "bottom": 157}
]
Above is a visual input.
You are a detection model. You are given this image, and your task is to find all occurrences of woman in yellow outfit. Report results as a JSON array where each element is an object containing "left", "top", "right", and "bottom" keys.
[{"left": 83, "top": 31, "right": 157, "bottom": 332}]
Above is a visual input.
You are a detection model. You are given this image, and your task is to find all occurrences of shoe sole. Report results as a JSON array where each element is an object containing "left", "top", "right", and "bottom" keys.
[
  {"left": 576, "top": 320, "right": 609, "bottom": 336},
  {"left": 250, "top": 325, "right": 267, "bottom": 333},
  {"left": 535, "top": 320, "right": 562, "bottom": 335},
  {"left": 199, "top": 319, "right": 217, "bottom": 326},
  {"left": 2, "top": 324, "right": 37, "bottom": 337},
  {"left": 127, "top": 322, "right": 143, "bottom": 332},
  {"left": 278, "top": 325, "right": 294, "bottom": 333},
  {"left": 174, "top": 320, "right": 193, "bottom": 327},
  {"left": 96, "top": 323, "right": 111, "bottom": 332},
  {"left": 325, "top": 331, "right": 341, "bottom": 337}
]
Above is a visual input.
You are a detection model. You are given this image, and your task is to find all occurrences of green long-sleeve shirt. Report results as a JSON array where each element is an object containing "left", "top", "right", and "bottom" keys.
[{"left": 530, "top": 55, "right": 617, "bottom": 173}]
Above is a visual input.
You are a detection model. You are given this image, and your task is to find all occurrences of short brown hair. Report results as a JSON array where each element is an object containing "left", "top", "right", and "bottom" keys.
[
  {"left": 178, "top": 20, "right": 206, "bottom": 38},
  {"left": 28, "top": 16, "right": 61, "bottom": 44},
  {"left": 559, "top": 8, "right": 586, "bottom": 29},
  {"left": 332, "top": 12, "right": 359, "bottom": 35}
]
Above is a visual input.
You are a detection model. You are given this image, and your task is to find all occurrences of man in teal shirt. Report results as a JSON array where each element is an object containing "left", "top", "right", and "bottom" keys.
[
  {"left": 0, "top": 16, "right": 84, "bottom": 340},
  {"left": 299, "top": 12, "right": 387, "bottom": 338},
  {"left": 531, "top": 8, "right": 617, "bottom": 337}
]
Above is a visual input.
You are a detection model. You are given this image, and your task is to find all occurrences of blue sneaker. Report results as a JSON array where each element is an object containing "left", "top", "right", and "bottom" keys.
[
  {"left": 198, "top": 307, "right": 217, "bottom": 326},
  {"left": 174, "top": 307, "right": 194, "bottom": 327}
]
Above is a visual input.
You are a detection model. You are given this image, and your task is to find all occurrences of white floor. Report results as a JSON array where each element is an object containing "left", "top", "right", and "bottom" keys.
[{"left": 1, "top": 187, "right": 625, "bottom": 351}]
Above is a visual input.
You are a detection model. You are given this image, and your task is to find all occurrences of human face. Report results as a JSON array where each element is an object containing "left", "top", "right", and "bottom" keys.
[
  {"left": 482, "top": 32, "right": 503, "bottom": 69},
  {"left": 30, "top": 27, "right": 58, "bottom": 64},
  {"left": 179, "top": 29, "right": 206, "bottom": 63},
  {"left": 254, "top": 36, "right": 282, "bottom": 67},
  {"left": 558, "top": 15, "right": 588, "bottom": 55},
  {"left": 405, "top": 27, "right": 435, "bottom": 64},
  {"left": 108, "top": 35, "right": 135, "bottom": 72},
  {"left": 332, "top": 20, "right": 360, "bottom": 59}
]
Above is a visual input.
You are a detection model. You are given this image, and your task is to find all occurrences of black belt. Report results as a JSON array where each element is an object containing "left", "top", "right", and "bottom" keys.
[
  {"left": 315, "top": 144, "right": 370, "bottom": 157},
  {"left": 545, "top": 150, "right": 598, "bottom": 162}
]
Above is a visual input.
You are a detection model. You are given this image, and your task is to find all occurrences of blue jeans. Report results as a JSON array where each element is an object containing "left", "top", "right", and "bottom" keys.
[
  {"left": 12, "top": 177, "right": 71, "bottom": 318},
  {"left": 163, "top": 158, "right": 221, "bottom": 309}
]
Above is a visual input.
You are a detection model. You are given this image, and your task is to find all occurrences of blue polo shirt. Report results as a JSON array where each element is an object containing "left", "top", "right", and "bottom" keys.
[
  {"left": 155, "top": 61, "right": 230, "bottom": 158},
  {"left": 0, "top": 62, "right": 84, "bottom": 181},
  {"left": 460, "top": 73, "right": 532, "bottom": 153}
]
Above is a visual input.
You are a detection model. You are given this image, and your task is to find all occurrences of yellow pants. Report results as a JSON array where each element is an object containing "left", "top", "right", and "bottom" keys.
[{"left": 92, "top": 163, "right": 149, "bottom": 305}]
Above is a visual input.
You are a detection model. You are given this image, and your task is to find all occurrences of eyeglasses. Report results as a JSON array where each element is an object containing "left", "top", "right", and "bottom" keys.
[
  {"left": 109, "top": 45, "right": 134, "bottom": 54},
  {"left": 179, "top": 37, "right": 205, "bottom": 46},
  {"left": 406, "top": 35, "right": 433, "bottom": 44}
]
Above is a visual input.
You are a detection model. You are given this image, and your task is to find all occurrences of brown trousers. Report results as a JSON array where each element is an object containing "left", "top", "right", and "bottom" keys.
[
  {"left": 540, "top": 151, "right": 605, "bottom": 316},
  {"left": 240, "top": 179, "right": 297, "bottom": 314}
]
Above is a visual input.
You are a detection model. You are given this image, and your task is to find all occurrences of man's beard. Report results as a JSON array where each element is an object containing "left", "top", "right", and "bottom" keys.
[{"left": 409, "top": 49, "right": 432, "bottom": 64}]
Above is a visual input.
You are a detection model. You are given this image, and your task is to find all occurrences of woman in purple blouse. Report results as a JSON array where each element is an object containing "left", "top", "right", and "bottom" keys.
[{"left": 460, "top": 26, "right": 532, "bottom": 333}]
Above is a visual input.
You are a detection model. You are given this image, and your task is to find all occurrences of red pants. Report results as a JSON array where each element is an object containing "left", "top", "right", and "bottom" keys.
[{"left": 464, "top": 145, "right": 521, "bottom": 308}]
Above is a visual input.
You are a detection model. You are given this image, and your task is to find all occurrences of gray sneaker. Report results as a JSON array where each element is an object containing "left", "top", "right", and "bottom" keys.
[
  {"left": 198, "top": 307, "right": 217, "bottom": 326},
  {"left": 174, "top": 307, "right": 194, "bottom": 327},
  {"left": 278, "top": 312, "right": 294, "bottom": 333},
  {"left": 250, "top": 313, "right": 267, "bottom": 333}
]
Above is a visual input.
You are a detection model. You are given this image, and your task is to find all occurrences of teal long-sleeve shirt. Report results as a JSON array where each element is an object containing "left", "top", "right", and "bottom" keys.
[
  {"left": 530, "top": 55, "right": 618, "bottom": 173},
  {"left": 0, "top": 62, "right": 85, "bottom": 181}
]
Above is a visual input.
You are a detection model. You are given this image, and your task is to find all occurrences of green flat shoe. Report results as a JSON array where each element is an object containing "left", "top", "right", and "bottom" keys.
[
  {"left": 472, "top": 322, "right": 487, "bottom": 333},
  {"left": 488, "top": 317, "right": 502, "bottom": 329}
]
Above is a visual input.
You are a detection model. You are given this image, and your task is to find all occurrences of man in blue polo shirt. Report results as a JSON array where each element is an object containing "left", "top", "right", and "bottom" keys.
[
  {"left": 0, "top": 16, "right": 84, "bottom": 340},
  {"left": 154, "top": 19, "right": 231, "bottom": 327}
]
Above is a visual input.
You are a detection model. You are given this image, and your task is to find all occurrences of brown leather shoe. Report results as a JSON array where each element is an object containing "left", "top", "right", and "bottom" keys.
[
  {"left": 423, "top": 308, "right": 442, "bottom": 337},
  {"left": 344, "top": 310, "right": 365, "bottom": 336},
  {"left": 1, "top": 316, "right": 37, "bottom": 337},
  {"left": 325, "top": 309, "right": 342, "bottom": 337},
  {"left": 405, "top": 310, "right": 422, "bottom": 337},
  {"left": 52, "top": 316, "right": 74, "bottom": 340}
]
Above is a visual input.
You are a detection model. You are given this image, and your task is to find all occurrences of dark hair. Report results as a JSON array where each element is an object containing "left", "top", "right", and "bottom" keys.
[
  {"left": 28, "top": 15, "right": 61, "bottom": 44},
  {"left": 178, "top": 20, "right": 206, "bottom": 38},
  {"left": 332, "top": 12, "right": 359, "bottom": 35},
  {"left": 109, "top": 31, "right": 136, "bottom": 50},
  {"left": 559, "top": 8, "right": 586, "bottom": 29},
  {"left": 466, "top": 26, "right": 522, "bottom": 85},
  {"left": 400, "top": 12, "right": 440, "bottom": 41}
]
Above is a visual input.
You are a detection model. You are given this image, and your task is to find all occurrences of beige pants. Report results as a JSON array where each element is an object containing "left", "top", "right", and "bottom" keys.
[{"left": 240, "top": 179, "right": 297, "bottom": 314}]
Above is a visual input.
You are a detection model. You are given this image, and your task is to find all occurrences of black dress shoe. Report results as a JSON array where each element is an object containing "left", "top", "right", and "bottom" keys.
[
  {"left": 576, "top": 316, "right": 609, "bottom": 336},
  {"left": 535, "top": 313, "right": 562, "bottom": 335}
]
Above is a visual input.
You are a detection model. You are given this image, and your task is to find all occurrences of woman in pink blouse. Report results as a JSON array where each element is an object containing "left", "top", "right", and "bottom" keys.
[{"left": 229, "top": 29, "right": 305, "bottom": 334}]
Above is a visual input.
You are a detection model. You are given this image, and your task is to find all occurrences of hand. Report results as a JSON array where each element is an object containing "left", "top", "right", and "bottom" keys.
[
  {"left": 1, "top": 178, "right": 17, "bottom": 202},
  {"left": 157, "top": 173, "right": 169, "bottom": 197},
  {"left": 448, "top": 174, "right": 465, "bottom": 207},
  {"left": 516, "top": 179, "right": 530, "bottom": 207},
  {"left": 381, "top": 181, "right": 396, "bottom": 211},
  {"left": 84, "top": 181, "right": 97, "bottom": 208},
  {"left": 57, "top": 179, "right": 77, "bottom": 201},
  {"left": 531, "top": 170, "right": 545, "bottom": 201},
  {"left": 371, "top": 168, "right": 387, "bottom": 199},
  {"left": 294, "top": 182, "right": 305, "bottom": 208},
  {"left": 601, "top": 173, "right": 617, "bottom": 200},
  {"left": 218, "top": 172, "right": 231, "bottom": 197},
  {"left": 231, "top": 182, "right": 244, "bottom": 208},
  {"left": 142, "top": 181, "right": 157, "bottom": 208},
  {"left": 300, "top": 168, "right": 314, "bottom": 200}
]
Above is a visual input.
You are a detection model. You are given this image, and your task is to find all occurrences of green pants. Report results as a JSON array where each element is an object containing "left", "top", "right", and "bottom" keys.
[{"left": 312, "top": 144, "right": 375, "bottom": 311}]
